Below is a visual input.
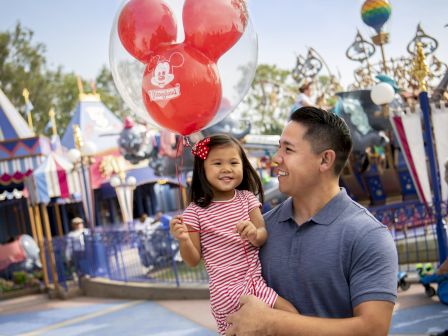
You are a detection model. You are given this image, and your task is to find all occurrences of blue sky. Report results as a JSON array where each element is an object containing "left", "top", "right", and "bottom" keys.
[{"left": 0, "top": 0, "right": 447, "bottom": 88}]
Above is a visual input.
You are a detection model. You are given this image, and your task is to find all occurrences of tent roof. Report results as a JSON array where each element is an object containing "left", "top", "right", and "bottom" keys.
[
  {"left": 0, "top": 88, "right": 34, "bottom": 141},
  {"left": 31, "top": 152, "right": 81, "bottom": 204},
  {"left": 61, "top": 94, "right": 123, "bottom": 154}
]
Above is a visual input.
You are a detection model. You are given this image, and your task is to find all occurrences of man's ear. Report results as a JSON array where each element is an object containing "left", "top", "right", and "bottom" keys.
[{"left": 320, "top": 150, "right": 336, "bottom": 173}]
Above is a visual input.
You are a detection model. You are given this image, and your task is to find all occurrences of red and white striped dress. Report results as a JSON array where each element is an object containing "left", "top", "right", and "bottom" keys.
[{"left": 182, "top": 189, "right": 278, "bottom": 334}]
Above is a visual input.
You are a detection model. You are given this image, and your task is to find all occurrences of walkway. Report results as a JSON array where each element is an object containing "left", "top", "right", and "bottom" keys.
[{"left": 0, "top": 284, "right": 447, "bottom": 335}]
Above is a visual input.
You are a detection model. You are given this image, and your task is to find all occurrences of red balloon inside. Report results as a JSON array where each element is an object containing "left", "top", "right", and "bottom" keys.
[
  {"left": 183, "top": 0, "right": 248, "bottom": 62},
  {"left": 142, "top": 44, "right": 222, "bottom": 136},
  {"left": 118, "top": 0, "right": 177, "bottom": 63}
]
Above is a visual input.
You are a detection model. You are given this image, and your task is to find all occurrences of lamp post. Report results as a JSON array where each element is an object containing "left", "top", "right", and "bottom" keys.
[
  {"left": 371, "top": 80, "right": 395, "bottom": 116},
  {"left": 412, "top": 42, "right": 448, "bottom": 263},
  {"left": 110, "top": 172, "right": 136, "bottom": 229},
  {"left": 68, "top": 125, "right": 97, "bottom": 231}
]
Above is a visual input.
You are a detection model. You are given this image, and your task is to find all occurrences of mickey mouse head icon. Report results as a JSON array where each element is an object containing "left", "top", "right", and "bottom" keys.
[{"left": 150, "top": 52, "right": 184, "bottom": 88}]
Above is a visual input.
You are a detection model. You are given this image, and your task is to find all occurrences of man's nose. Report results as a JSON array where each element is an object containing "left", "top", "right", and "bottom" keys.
[{"left": 272, "top": 151, "right": 282, "bottom": 165}]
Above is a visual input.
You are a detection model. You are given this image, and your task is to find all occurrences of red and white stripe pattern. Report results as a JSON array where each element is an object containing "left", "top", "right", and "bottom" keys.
[{"left": 183, "top": 190, "right": 277, "bottom": 334}]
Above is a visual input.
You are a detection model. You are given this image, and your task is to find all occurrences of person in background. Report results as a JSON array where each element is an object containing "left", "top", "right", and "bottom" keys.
[
  {"left": 226, "top": 106, "right": 398, "bottom": 336},
  {"left": 290, "top": 82, "right": 314, "bottom": 115},
  {"left": 65, "top": 217, "right": 88, "bottom": 275}
]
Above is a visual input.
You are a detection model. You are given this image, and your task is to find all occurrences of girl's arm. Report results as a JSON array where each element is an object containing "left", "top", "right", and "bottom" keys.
[
  {"left": 170, "top": 216, "right": 202, "bottom": 266},
  {"left": 236, "top": 207, "right": 268, "bottom": 247},
  {"left": 249, "top": 207, "right": 268, "bottom": 246},
  {"left": 179, "top": 226, "right": 201, "bottom": 267}
]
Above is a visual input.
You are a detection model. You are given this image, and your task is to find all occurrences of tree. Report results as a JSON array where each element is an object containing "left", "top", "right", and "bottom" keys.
[
  {"left": 95, "top": 65, "right": 129, "bottom": 121},
  {"left": 0, "top": 23, "right": 128, "bottom": 136},
  {"left": 0, "top": 23, "right": 53, "bottom": 132},
  {"left": 238, "top": 64, "right": 298, "bottom": 135}
]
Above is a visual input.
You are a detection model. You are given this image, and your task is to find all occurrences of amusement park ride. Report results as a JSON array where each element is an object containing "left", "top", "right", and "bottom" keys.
[
  {"left": 0, "top": 0, "right": 447, "bottom": 300},
  {"left": 115, "top": 0, "right": 448, "bottom": 273}
]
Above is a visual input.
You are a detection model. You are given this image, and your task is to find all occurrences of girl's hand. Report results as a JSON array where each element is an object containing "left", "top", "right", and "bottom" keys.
[
  {"left": 170, "top": 215, "right": 190, "bottom": 242},
  {"left": 236, "top": 220, "right": 258, "bottom": 243}
]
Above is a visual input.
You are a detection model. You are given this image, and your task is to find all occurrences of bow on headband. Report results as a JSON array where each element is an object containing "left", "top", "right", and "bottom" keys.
[{"left": 192, "top": 137, "right": 211, "bottom": 160}]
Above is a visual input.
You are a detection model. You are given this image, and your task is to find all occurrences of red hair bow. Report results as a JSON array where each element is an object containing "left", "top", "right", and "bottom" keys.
[{"left": 192, "top": 137, "right": 211, "bottom": 160}]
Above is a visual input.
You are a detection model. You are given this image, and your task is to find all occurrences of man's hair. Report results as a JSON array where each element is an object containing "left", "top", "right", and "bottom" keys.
[
  {"left": 190, "top": 134, "right": 264, "bottom": 208},
  {"left": 289, "top": 106, "right": 352, "bottom": 175},
  {"left": 71, "top": 217, "right": 83, "bottom": 229}
]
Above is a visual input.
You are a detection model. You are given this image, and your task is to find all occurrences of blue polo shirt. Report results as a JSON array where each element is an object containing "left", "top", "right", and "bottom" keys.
[{"left": 260, "top": 188, "right": 397, "bottom": 317}]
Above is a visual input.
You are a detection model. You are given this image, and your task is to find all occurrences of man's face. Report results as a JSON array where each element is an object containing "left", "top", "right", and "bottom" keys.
[{"left": 272, "top": 121, "right": 322, "bottom": 197}]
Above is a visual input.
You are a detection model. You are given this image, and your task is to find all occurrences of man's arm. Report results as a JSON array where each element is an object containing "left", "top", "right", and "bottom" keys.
[{"left": 226, "top": 295, "right": 394, "bottom": 336}]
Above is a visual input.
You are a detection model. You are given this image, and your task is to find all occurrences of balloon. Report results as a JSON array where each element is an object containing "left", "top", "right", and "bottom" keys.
[
  {"left": 361, "top": 0, "right": 391, "bottom": 34},
  {"left": 118, "top": 0, "right": 177, "bottom": 63},
  {"left": 183, "top": 0, "right": 248, "bottom": 62},
  {"left": 110, "top": 0, "right": 258, "bottom": 134},
  {"left": 142, "top": 43, "right": 222, "bottom": 136}
]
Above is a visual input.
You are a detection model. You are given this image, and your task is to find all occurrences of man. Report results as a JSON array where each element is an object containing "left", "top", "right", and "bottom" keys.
[
  {"left": 65, "top": 217, "right": 88, "bottom": 275},
  {"left": 226, "top": 106, "right": 397, "bottom": 335}
]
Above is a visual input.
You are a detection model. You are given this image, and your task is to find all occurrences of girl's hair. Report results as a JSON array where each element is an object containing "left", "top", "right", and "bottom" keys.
[{"left": 190, "top": 134, "right": 264, "bottom": 208}]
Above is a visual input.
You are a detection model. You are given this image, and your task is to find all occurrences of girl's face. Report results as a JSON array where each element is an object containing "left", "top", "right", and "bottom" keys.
[{"left": 204, "top": 144, "right": 243, "bottom": 201}]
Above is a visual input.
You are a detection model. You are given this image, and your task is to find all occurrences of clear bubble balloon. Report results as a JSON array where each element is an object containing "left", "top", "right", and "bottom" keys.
[{"left": 109, "top": 0, "right": 258, "bottom": 135}]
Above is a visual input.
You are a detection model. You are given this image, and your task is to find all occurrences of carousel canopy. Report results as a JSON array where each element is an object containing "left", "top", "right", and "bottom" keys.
[
  {"left": 61, "top": 94, "right": 123, "bottom": 155},
  {"left": 0, "top": 88, "right": 34, "bottom": 141}
]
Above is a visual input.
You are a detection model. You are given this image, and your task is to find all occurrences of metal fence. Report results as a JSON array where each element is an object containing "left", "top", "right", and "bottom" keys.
[
  {"left": 43, "top": 200, "right": 447, "bottom": 290},
  {"left": 370, "top": 200, "right": 447, "bottom": 272},
  {"left": 47, "top": 227, "right": 208, "bottom": 289}
]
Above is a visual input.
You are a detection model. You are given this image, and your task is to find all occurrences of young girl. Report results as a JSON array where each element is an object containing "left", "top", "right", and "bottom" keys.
[{"left": 170, "top": 134, "right": 297, "bottom": 334}]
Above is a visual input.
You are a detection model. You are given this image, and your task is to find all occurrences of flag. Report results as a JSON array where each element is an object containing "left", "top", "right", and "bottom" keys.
[
  {"left": 44, "top": 120, "right": 52, "bottom": 133},
  {"left": 24, "top": 100, "right": 34, "bottom": 117},
  {"left": 22, "top": 88, "right": 34, "bottom": 131}
]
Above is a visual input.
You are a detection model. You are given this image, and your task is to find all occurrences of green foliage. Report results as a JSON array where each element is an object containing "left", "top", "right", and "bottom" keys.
[
  {"left": 95, "top": 65, "right": 130, "bottom": 120},
  {"left": 12, "top": 271, "right": 27, "bottom": 285},
  {"left": 0, "top": 278, "right": 14, "bottom": 292},
  {"left": 239, "top": 64, "right": 299, "bottom": 134},
  {"left": 0, "top": 23, "right": 127, "bottom": 136}
]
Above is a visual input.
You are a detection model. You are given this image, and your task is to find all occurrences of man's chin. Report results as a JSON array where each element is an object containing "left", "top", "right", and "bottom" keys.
[{"left": 278, "top": 183, "right": 288, "bottom": 194}]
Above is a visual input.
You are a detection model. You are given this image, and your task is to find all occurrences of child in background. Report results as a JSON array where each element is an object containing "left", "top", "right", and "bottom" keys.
[{"left": 170, "top": 134, "right": 297, "bottom": 334}]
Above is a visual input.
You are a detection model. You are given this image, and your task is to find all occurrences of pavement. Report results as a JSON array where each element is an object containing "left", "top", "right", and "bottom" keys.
[{"left": 0, "top": 284, "right": 447, "bottom": 336}]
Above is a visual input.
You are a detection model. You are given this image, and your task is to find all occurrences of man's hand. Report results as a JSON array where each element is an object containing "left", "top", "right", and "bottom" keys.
[{"left": 226, "top": 295, "right": 272, "bottom": 336}]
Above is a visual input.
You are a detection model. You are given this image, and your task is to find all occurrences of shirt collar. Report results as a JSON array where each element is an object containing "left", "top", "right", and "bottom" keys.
[{"left": 278, "top": 188, "right": 350, "bottom": 225}]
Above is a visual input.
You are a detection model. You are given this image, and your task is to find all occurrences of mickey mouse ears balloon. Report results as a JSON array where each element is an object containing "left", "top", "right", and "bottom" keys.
[
  {"left": 183, "top": 0, "right": 248, "bottom": 63},
  {"left": 110, "top": 0, "right": 258, "bottom": 136},
  {"left": 117, "top": 0, "right": 177, "bottom": 63}
]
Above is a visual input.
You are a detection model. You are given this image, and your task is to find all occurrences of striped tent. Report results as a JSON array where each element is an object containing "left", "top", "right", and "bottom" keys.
[
  {"left": 30, "top": 152, "right": 81, "bottom": 204},
  {"left": 390, "top": 109, "right": 432, "bottom": 205},
  {"left": 0, "top": 88, "right": 49, "bottom": 186},
  {"left": 390, "top": 103, "right": 448, "bottom": 205}
]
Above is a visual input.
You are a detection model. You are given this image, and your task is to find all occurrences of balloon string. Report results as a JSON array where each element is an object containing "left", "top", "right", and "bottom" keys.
[
  {"left": 175, "top": 136, "right": 186, "bottom": 214},
  {"left": 186, "top": 227, "right": 258, "bottom": 295}
]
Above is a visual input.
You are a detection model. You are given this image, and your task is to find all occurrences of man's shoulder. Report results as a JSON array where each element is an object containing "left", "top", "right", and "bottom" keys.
[
  {"left": 340, "top": 197, "right": 389, "bottom": 238},
  {"left": 345, "top": 198, "right": 385, "bottom": 226},
  {"left": 263, "top": 198, "right": 290, "bottom": 223}
]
